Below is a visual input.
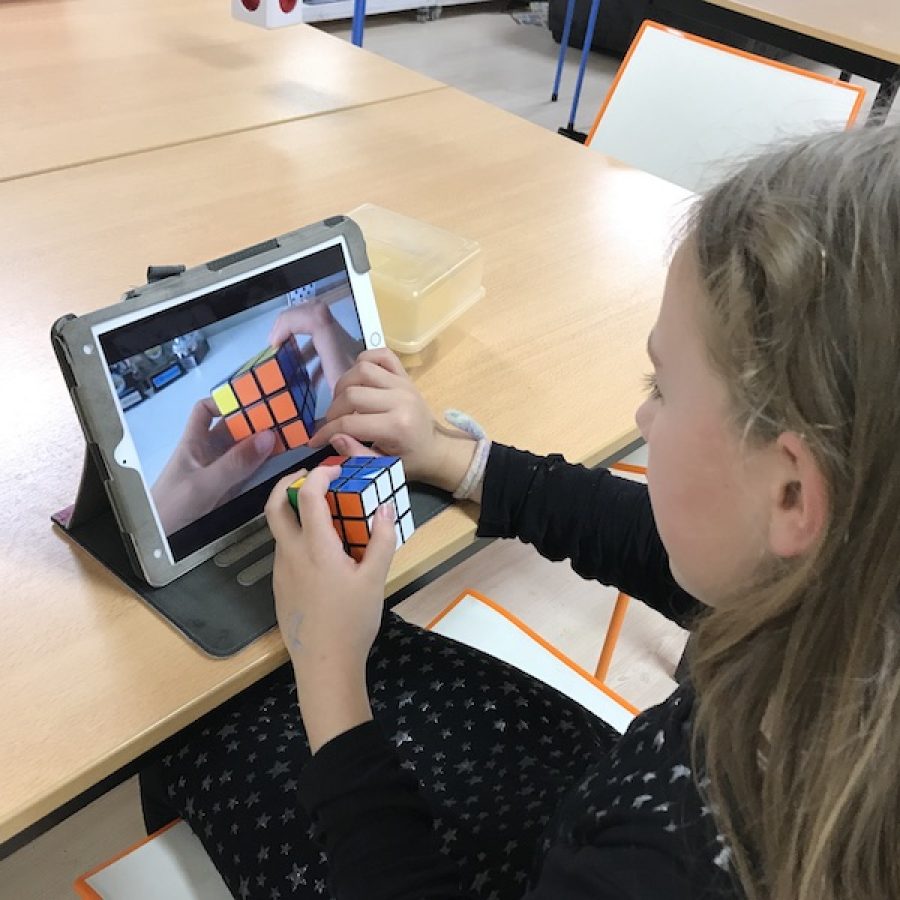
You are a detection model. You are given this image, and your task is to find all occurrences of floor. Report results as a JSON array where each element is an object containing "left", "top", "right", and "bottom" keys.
[
  {"left": 324, "top": 1, "right": 622, "bottom": 135},
  {"left": 4, "top": 4, "right": 895, "bottom": 897},
  {"left": 320, "top": 1, "right": 896, "bottom": 130}
]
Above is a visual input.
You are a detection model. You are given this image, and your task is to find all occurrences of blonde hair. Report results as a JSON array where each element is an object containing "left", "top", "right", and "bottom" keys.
[{"left": 687, "top": 125, "right": 900, "bottom": 900}]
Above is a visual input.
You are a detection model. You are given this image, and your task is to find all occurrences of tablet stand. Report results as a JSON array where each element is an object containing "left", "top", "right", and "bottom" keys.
[{"left": 52, "top": 448, "right": 453, "bottom": 658}]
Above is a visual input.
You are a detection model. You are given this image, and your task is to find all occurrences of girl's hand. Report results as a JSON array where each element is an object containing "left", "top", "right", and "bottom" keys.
[
  {"left": 310, "top": 349, "right": 479, "bottom": 492},
  {"left": 265, "top": 465, "right": 397, "bottom": 751}
]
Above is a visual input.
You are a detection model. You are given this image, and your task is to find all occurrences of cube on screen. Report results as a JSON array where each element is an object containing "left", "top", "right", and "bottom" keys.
[{"left": 211, "top": 341, "right": 316, "bottom": 454}]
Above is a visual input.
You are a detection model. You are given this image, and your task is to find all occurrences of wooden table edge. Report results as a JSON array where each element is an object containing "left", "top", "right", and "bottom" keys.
[{"left": 0, "top": 85, "right": 450, "bottom": 186}]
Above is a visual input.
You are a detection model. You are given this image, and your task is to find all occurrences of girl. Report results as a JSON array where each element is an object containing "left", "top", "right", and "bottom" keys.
[{"left": 141, "top": 124, "right": 900, "bottom": 900}]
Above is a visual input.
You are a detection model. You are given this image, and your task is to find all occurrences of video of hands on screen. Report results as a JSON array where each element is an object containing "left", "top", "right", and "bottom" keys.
[{"left": 101, "top": 249, "right": 365, "bottom": 560}]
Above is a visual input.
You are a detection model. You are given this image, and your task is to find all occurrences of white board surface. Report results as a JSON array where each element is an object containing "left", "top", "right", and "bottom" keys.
[
  {"left": 80, "top": 820, "right": 230, "bottom": 899},
  {"left": 590, "top": 24, "right": 862, "bottom": 192},
  {"left": 431, "top": 593, "right": 636, "bottom": 734}
]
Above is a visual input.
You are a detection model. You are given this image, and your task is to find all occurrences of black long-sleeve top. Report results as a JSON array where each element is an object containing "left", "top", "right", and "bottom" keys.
[{"left": 297, "top": 444, "right": 739, "bottom": 899}]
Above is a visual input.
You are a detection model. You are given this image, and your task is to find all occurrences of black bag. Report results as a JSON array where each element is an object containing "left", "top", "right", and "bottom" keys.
[
  {"left": 548, "top": 0, "right": 789, "bottom": 59},
  {"left": 549, "top": 0, "right": 649, "bottom": 56}
]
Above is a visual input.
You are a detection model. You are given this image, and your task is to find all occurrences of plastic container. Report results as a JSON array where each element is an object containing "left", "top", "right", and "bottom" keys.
[{"left": 348, "top": 204, "right": 484, "bottom": 354}]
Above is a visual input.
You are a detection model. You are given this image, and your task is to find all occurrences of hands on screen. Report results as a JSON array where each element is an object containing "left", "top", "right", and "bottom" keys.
[
  {"left": 269, "top": 300, "right": 359, "bottom": 392},
  {"left": 151, "top": 397, "right": 276, "bottom": 535}
]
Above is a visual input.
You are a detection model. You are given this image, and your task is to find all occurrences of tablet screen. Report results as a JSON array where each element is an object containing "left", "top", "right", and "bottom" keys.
[{"left": 98, "top": 243, "right": 366, "bottom": 561}]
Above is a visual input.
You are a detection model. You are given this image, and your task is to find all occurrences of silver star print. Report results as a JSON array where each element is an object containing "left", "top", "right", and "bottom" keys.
[
  {"left": 391, "top": 730, "right": 413, "bottom": 747},
  {"left": 287, "top": 862, "right": 308, "bottom": 888}
]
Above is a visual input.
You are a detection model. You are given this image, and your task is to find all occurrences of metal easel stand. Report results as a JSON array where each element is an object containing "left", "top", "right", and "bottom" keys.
[{"left": 551, "top": 0, "right": 602, "bottom": 142}]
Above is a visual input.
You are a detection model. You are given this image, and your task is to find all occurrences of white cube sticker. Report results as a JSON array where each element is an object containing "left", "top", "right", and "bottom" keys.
[
  {"left": 361, "top": 484, "right": 378, "bottom": 516},
  {"left": 394, "top": 485, "right": 411, "bottom": 517}
]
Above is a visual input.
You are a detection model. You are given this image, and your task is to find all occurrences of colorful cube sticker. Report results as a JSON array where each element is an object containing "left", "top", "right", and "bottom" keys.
[
  {"left": 210, "top": 340, "right": 316, "bottom": 452},
  {"left": 287, "top": 456, "right": 415, "bottom": 560}
]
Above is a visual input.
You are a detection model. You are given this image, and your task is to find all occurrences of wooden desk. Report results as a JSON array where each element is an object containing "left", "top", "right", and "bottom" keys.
[
  {"left": 646, "top": 0, "right": 900, "bottom": 120},
  {"left": 0, "top": 86, "right": 689, "bottom": 844},
  {"left": 709, "top": 0, "right": 900, "bottom": 63},
  {"left": 0, "top": 0, "right": 441, "bottom": 182}
]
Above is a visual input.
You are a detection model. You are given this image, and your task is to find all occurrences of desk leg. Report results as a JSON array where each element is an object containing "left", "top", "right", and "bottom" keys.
[{"left": 868, "top": 66, "right": 900, "bottom": 125}]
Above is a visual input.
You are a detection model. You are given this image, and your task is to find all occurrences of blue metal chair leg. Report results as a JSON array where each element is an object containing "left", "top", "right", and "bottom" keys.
[
  {"left": 551, "top": 0, "right": 578, "bottom": 102},
  {"left": 351, "top": 0, "right": 366, "bottom": 46},
  {"left": 566, "top": 0, "right": 602, "bottom": 129}
]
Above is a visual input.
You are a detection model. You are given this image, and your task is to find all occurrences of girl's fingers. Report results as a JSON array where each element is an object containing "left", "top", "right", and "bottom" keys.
[
  {"left": 330, "top": 434, "right": 379, "bottom": 457},
  {"left": 331, "top": 357, "right": 397, "bottom": 400},
  {"left": 310, "top": 412, "right": 395, "bottom": 450},
  {"left": 358, "top": 501, "right": 398, "bottom": 582},
  {"left": 295, "top": 465, "right": 343, "bottom": 544},
  {"left": 326, "top": 385, "right": 397, "bottom": 423},
  {"left": 355, "top": 348, "right": 407, "bottom": 378},
  {"left": 265, "top": 469, "right": 308, "bottom": 543}
]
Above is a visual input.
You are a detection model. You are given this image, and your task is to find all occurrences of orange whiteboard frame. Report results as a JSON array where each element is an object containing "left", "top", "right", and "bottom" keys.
[
  {"left": 586, "top": 20, "right": 866, "bottom": 147},
  {"left": 73, "top": 819, "right": 181, "bottom": 899},
  {"left": 427, "top": 588, "right": 640, "bottom": 716}
]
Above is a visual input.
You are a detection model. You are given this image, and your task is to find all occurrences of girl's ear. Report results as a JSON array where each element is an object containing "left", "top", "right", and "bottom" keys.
[{"left": 767, "top": 432, "right": 828, "bottom": 559}]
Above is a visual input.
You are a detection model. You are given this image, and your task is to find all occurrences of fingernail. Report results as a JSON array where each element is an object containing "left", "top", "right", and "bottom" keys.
[
  {"left": 379, "top": 501, "right": 397, "bottom": 520},
  {"left": 332, "top": 435, "right": 348, "bottom": 452}
]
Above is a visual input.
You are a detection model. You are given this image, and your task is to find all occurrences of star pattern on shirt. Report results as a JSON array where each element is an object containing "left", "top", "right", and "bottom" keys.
[{"left": 153, "top": 617, "right": 729, "bottom": 899}]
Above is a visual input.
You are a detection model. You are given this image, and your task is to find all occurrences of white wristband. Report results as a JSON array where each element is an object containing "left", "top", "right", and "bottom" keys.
[{"left": 444, "top": 409, "right": 491, "bottom": 501}]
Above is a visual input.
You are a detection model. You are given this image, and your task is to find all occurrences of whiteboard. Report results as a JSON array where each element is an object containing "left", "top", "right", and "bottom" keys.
[
  {"left": 77, "top": 821, "right": 230, "bottom": 899},
  {"left": 431, "top": 593, "right": 636, "bottom": 734},
  {"left": 588, "top": 22, "right": 864, "bottom": 193}
]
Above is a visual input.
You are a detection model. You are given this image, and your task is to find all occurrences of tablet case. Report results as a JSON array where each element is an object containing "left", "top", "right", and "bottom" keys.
[
  {"left": 51, "top": 457, "right": 451, "bottom": 658},
  {"left": 50, "top": 219, "right": 454, "bottom": 656}
]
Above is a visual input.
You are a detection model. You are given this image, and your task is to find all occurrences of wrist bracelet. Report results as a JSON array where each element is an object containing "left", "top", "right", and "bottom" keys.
[{"left": 444, "top": 409, "right": 491, "bottom": 501}]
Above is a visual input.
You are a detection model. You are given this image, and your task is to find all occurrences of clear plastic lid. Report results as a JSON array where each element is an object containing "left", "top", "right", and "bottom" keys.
[{"left": 348, "top": 204, "right": 484, "bottom": 353}]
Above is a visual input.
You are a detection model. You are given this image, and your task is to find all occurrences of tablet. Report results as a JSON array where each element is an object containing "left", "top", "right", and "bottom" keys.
[{"left": 52, "top": 217, "right": 383, "bottom": 586}]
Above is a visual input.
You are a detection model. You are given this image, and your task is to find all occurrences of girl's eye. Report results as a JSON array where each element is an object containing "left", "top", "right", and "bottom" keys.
[{"left": 643, "top": 372, "right": 662, "bottom": 400}]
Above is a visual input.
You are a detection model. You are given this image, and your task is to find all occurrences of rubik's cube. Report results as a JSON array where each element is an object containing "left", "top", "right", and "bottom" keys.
[
  {"left": 211, "top": 341, "right": 315, "bottom": 453},
  {"left": 287, "top": 456, "right": 415, "bottom": 561}
]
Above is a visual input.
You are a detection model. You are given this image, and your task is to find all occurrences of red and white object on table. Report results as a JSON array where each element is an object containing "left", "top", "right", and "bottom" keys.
[{"left": 231, "top": 0, "right": 304, "bottom": 28}]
